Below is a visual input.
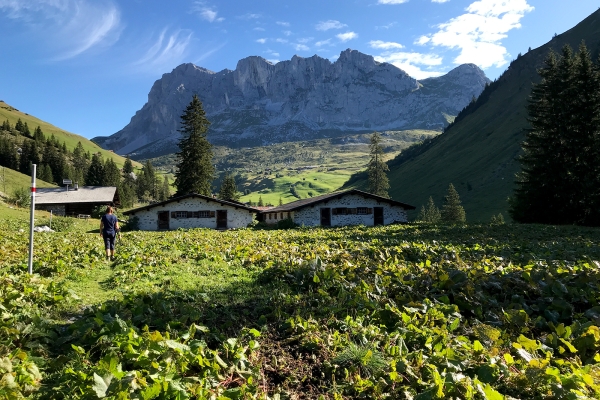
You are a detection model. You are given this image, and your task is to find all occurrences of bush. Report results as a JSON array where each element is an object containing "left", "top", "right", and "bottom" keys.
[
  {"left": 121, "top": 216, "right": 139, "bottom": 232},
  {"left": 40, "top": 216, "right": 75, "bottom": 232},
  {"left": 9, "top": 187, "right": 30, "bottom": 208},
  {"left": 277, "top": 218, "right": 297, "bottom": 229}
]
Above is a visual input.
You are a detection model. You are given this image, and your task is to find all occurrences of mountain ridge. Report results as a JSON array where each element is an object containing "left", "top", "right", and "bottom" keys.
[{"left": 94, "top": 49, "right": 489, "bottom": 157}]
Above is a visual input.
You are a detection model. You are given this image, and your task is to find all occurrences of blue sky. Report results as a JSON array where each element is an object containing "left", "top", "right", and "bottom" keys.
[{"left": 0, "top": 0, "right": 598, "bottom": 140}]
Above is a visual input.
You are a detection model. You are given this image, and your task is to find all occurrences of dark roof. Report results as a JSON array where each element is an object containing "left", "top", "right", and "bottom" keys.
[
  {"left": 123, "top": 193, "right": 260, "bottom": 215},
  {"left": 36, "top": 186, "right": 119, "bottom": 205},
  {"left": 264, "top": 189, "right": 416, "bottom": 212}
]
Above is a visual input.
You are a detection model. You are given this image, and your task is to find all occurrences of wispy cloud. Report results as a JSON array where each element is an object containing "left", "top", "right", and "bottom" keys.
[
  {"left": 315, "top": 20, "right": 347, "bottom": 31},
  {"left": 191, "top": 1, "right": 224, "bottom": 22},
  {"left": 135, "top": 28, "right": 192, "bottom": 69},
  {"left": 369, "top": 40, "right": 404, "bottom": 50},
  {"left": 253, "top": 27, "right": 265, "bottom": 31},
  {"left": 295, "top": 44, "right": 310, "bottom": 51},
  {"left": 237, "top": 12, "right": 261, "bottom": 20},
  {"left": 275, "top": 38, "right": 288, "bottom": 44},
  {"left": 375, "top": 22, "right": 397, "bottom": 30},
  {"left": 315, "top": 39, "right": 332, "bottom": 47},
  {"left": 336, "top": 31, "right": 358, "bottom": 42},
  {"left": 276, "top": 21, "right": 290, "bottom": 27},
  {"left": 256, "top": 38, "right": 267, "bottom": 44},
  {"left": 416, "top": 0, "right": 534, "bottom": 68},
  {"left": 377, "top": 0, "right": 409, "bottom": 4},
  {"left": 432, "top": 0, "right": 450, "bottom": 3},
  {"left": 374, "top": 51, "right": 444, "bottom": 79},
  {"left": 0, "top": 0, "right": 122, "bottom": 60},
  {"left": 297, "top": 37, "right": 314, "bottom": 44},
  {"left": 283, "top": 30, "right": 292, "bottom": 36}
]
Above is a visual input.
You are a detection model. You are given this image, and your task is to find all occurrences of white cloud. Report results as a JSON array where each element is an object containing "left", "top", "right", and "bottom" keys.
[
  {"left": 369, "top": 40, "right": 404, "bottom": 50},
  {"left": 432, "top": 0, "right": 450, "bottom": 3},
  {"left": 275, "top": 38, "right": 288, "bottom": 44},
  {"left": 253, "top": 27, "right": 265, "bottom": 31},
  {"left": 276, "top": 21, "right": 290, "bottom": 27},
  {"left": 266, "top": 59, "right": 280, "bottom": 64},
  {"left": 315, "top": 39, "right": 332, "bottom": 47},
  {"left": 316, "top": 20, "right": 347, "bottom": 31},
  {"left": 256, "top": 38, "right": 267, "bottom": 44},
  {"left": 336, "top": 31, "right": 358, "bottom": 42},
  {"left": 0, "top": 0, "right": 122, "bottom": 60},
  {"left": 237, "top": 13, "right": 261, "bottom": 20},
  {"left": 135, "top": 28, "right": 192, "bottom": 70},
  {"left": 377, "top": 0, "right": 409, "bottom": 4},
  {"left": 283, "top": 30, "right": 292, "bottom": 36},
  {"left": 191, "top": 2, "right": 223, "bottom": 22},
  {"left": 374, "top": 51, "right": 444, "bottom": 79},
  {"left": 417, "top": 0, "right": 534, "bottom": 68},
  {"left": 297, "top": 37, "right": 313, "bottom": 44},
  {"left": 295, "top": 43, "right": 310, "bottom": 51},
  {"left": 375, "top": 22, "right": 397, "bottom": 30}
]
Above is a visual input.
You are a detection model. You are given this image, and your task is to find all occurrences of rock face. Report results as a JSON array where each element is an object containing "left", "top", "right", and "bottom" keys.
[{"left": 95, "top": 49, "right": 490, "bottom": 157}]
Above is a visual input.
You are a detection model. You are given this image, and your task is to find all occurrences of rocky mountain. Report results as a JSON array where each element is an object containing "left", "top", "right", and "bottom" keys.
[{"left": 94, "top": 49, "right": 489, "bottom": 157}]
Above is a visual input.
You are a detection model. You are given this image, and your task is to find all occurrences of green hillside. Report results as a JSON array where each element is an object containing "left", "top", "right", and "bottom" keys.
[
  {"left": 344, "top": 9, "right": 600, "bottom": 222},
  {"left": 0, "top": 166, "right": 56, "bottom": 197},
  {"left": 0, "top": 101, "right": 140, "bottom": 169}
]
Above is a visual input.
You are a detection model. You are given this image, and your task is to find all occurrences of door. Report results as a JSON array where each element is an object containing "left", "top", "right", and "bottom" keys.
[
  {"left": 217, "top": 210, "right": 228, "bottom": 229},
  {"left": 320, "top": 208, "right": 331, "bottom": 227},
  {"left": 374, "top": 207, "right": 384, "bottom": 226},
  {"left": 158, "top": 211, "right": 170, "bottom": 230}
]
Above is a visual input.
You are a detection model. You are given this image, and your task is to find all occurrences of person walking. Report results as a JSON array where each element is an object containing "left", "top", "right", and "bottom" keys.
[{"left": 100, "top": 206, "right": 120, "bottom": 261}]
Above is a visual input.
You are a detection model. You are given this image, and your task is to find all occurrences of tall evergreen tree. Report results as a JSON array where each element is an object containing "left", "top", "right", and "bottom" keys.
[
  {"left": 218, "top": 172, "right": 240, "bottom": 200},
  {"left": 86, "top": 153, "right": 105, "bottom": 186},
  {"left": 511, "top": 44, "right": 600, "bottom": 225},
  {"left": 174, "top": 95, "right": 214, "bottom": 196},
  {"left": 136, "top": 160, "right": 157, "bottom": 200},
  {"left": 0, "top": 137, "right": 18, "bottom": 169},
  {"left": 418, "top": 196, "right": 441, "bottom": 223},
  {"left": 123, "top": 156, "right": 134, "bottom": 174},
  {"left": 71, "top": 142, "right": 89, "bottom": 185},
  {"left": 33, "top": 126, "right": 45, "bottom": 142},
  {"left": 441, "top": 183, "right": 466, "bottom": 223},
  {"left": 102, "top": 158, "right": 121, "bottom": 187},
  {"left": 38, "top": 164, "right": 54, "bottom": 183},
  {"left": 14, "top": 118, "right": 23, "bottom": 133},
  {"left": 160, "top": 176, "right": 170, "bottom": 201},
  {"left": 19, "top": 141, "right": 40, "bottom": 175},
  {"left": 367, "top": 132, "right": 390, "bottom": 198}
]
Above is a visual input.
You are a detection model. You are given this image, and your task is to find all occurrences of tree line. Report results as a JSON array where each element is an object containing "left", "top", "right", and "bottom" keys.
[{"left": 510, "top": 43, "right": 600, "bottom": 226}]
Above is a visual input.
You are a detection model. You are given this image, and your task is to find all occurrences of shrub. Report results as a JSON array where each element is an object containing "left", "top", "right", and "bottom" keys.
[
  {"left": 121, "top": 216, "right": 139, "bottom": 232},
  {"left": 42, "top": 216, "right": 75, "bottom": 232},
  {"left": 9, "top": 187, "right": 30, "bottom": 208},
  {"left": 277, "top": 218, "right": 297, "bottom": 229}
]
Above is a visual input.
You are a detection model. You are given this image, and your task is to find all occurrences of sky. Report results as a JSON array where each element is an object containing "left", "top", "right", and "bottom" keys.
[{"left": 0, "top": 0, "right": 598, "bottom": 140}]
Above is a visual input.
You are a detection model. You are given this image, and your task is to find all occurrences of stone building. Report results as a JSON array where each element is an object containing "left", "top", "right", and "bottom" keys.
[
  {"left": 123, "top": 193, "right": 257, "bottom": 230},
  {"left": 260, "top": 189, "right": 415, "bottom": 227}
]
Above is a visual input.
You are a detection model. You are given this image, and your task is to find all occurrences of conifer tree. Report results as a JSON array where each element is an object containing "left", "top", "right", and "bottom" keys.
[
  {"left": 367, "top": 132, "right": 390, "bottom": 198},
  {"left": 441, "top": 183, "right": 466, "bottom": 223},
  {"left": 86, "top": 153, "right": 105, "bottom": 186},
  {"left": 418, "top": 196, "right": 441, "bottom": 223},
  {"left": 38, "top": 164, "right": 54, "bottom": 183},
  {"left": 14, "top": 119, "right": 23, "bottom": 133},
  {"left": 102, "top": 158, "right": 121, "bottom": 187},
  {"left": 511, "top": 44, "right": 600, "bottom": 225},
  {"left": 72, "top": 142, "right": 89, "bottom": 185},
  {"left": 33, "top": 126, "right": 45, "bottom": 142},
  {"left": 0, "top": 137, "right": 17, "bottom": 169},
  {"left": 136, "top": 160, "right": 157, "bottom": 200},
  {"left": 218, "top": 172, "right": 239, "bottom": 200},
  {"left": 123, "top": 156, "right": 134, "bottom": 175},
  {"left": 258, "top": 196, "right": 264, "bottom": 207},
  {"left": 174, "top": 95, "right": 214, "bottom": 196},
  {"left": 160, "top": 175, "right": 170, "bottom": 201}
]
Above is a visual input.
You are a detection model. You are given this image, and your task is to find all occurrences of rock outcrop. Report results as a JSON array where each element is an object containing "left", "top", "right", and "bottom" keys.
[{"left": 95, "top": 49, "right": 490, "bottom": 157}]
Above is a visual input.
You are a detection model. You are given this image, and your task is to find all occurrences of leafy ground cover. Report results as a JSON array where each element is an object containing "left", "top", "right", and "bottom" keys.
[{"left": 1, "top": 221, "right": 600, "bottom": 399}]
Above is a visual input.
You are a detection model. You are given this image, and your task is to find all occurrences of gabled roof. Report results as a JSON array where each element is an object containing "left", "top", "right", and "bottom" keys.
[
  {"left": 264, "top": 189, "right": 416, "bottom": 212},
  {"left": 123, "top": 193, "right": 260, "bottom": 215},
  {"left": 36, "top": 186, "right": 119, "bottom": 205}
]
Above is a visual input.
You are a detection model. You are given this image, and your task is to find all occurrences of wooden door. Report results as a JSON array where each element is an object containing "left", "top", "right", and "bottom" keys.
[
  {"left": 320, "top": 208, "right": 331, "bottom": 227},
  {"left": 158, "top": 211, "right": 170, "bottom": 230},
  {"left": 374, "top": 207, "right": 384, "bottom": 226},
  {"left": 217, "top": 210, "right": 228, "bottom": 229}
]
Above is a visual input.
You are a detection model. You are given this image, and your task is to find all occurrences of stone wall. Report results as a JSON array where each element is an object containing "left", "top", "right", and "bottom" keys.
[
  {"left": 292, "top": 194, "right": 408, "bottom": 227},
  {"left": 130, "top": 198, "right": 255, "bottom": 231},
  {"left": 37, "top": 204, "right": 66, "bottom": 216}
]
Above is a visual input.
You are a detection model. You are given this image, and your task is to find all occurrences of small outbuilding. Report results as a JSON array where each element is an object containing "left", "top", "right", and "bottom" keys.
[
  {"left": 260, "top": 189, "right": 415, "bottom": 227},
  {"left": 36, "top": 186, "right": 120, "bottom": 217},
  {"left": 123, "top": 193, "right": 257, "bottom": 230}
]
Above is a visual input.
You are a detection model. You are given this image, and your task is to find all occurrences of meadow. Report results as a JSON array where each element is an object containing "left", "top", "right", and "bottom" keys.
[{"left": 1, "top": 216, "right": 600, "bottom": 399}]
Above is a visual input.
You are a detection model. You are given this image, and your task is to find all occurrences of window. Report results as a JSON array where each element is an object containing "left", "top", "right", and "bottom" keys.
[
  {"left": 357, "top": 207, "right": 369, "bottom": 215},
  {"left": 333, "top": 208, "right": 348, "bottom": 215},
  {"left": 192, "top": 211, "right": 212, "bottom": 218},
  {"left": 175, "top": 211, "right": 188, "bottom": 218}
]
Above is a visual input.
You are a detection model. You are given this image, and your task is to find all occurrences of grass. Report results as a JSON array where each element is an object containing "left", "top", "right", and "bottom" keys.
[
  {"left": 342, "top": 10, "right": 600, "bottom": 222},
  {"left": 0, "top": 100, "right": 141, "bottom": 169},
  {"left": 0, "top": 166, "right": 56, "bottom": 198}
]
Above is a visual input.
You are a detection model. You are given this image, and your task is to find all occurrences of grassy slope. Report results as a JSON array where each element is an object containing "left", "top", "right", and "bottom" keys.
[
  {"left": 344, "top": 9, "right": 600, "bottom": 222},
  {"left": 0, "top": 166, "right": 56, "bottom": 197},
  {"left": 0, "top": 101, "right": 140, "bottom": 169}
]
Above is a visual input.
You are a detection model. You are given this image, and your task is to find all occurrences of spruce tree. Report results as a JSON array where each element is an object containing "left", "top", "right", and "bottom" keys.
[
  {"left": 38, "top": 164, "right": 54, "bottom": 183},
  {"left": 367, "top": 132, "right": 390, "bottom": 198},
  {"left": 136, "top": 160, "right": 157, "bottom": 200},
  {"left": 418, "top": 196, "right": 441, "bottom": 223},
  {"left": 33, "top": 126, "right": 45, "bottom": 142},
  {"left": 258, "top": 196, "right": 264, "bottom": 207},
  {"left": 218, "top": 172, "right": 239, "bottom": 200},
  {"left": 123, "top": 156, "right": 134, "bottom": 174},
  {"left": 441, "top": 183, "right": 466, "bottom": 223},
  {"left": 86, "top": 153, "right": 105, "bottom": 186},
  {"left": 102, "top": 158, "right": 121, "bottom": 187},
  {"left": 72, "top": 142, "right": 89, "bottom": 185},
  {"left": 160, "top": 175, "right": 170, "bottom": 201},
  {"left": 174, "top": 95, "right": 214, "bottom": 196}
]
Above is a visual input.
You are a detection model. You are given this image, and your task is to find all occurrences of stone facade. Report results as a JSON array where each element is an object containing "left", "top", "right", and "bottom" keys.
[
  {"left": 37, "top": 204, "right": 66, "bottom": 216},
  {"left": 265, "top": 194, "right": 408, "bottom": 227},
  {"left": 129, "top": 197, "right": 255, "bottom": 231}
]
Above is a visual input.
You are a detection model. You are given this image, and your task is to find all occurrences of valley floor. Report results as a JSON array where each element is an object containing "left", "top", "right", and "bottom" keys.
[{"left": 1, "top": 219, "right": 600, "bottom": 398}]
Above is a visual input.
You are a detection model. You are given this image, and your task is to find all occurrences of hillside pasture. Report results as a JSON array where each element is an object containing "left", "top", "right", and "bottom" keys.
[{"left": 1, "top": 220, "right": 600, "bottom": 399}]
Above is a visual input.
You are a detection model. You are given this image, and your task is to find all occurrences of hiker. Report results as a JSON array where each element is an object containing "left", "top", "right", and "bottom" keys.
[{"left": 99, "top": 206, "right": 120, "bottom": 261}]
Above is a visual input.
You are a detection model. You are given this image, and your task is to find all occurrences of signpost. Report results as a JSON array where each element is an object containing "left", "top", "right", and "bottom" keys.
[
  {"left": 63, "top": 178, "right": 72, "bottom": 191},
  {"left": 28, "top": 164, "right": 37, "bottom": 275}
]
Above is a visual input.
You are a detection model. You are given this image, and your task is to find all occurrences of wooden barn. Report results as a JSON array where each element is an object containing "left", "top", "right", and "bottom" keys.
[
  {"left": 260, "top": 189, "right": 415, "bottom": 227},
  {"left": 35, "top": 186, "right": 120, "bottom": 217},
  {"left": 123, "top": 193, "right": 258, "bottom": 230}
]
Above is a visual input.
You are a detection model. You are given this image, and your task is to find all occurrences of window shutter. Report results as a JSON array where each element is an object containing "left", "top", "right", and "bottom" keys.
[
  {"left": 171, "top": 211, "right": 177, "bottom": 219},
  {"left": 210, "top": 211, "right": 216, "bottom": 218}
]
